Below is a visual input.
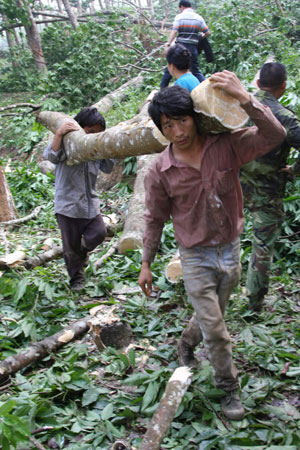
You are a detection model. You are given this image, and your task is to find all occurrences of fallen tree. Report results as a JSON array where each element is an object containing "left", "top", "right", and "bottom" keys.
[
  {"left": 119, "top": 154, "right": 158, "bottom": 253},
  {"left": 0, "top": 305, "right": 133, "bottom": 383},
  {"left": 139, "top": 366, "right": 192, "bottom": 450}
]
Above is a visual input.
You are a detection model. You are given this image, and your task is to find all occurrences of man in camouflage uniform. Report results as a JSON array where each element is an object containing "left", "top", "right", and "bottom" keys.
[{"left": 240, "top": 62, "right": 300, "bottom": 311}]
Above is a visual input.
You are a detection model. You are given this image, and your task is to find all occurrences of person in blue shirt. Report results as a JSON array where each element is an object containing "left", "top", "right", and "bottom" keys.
[{"left": 166, "top": 43, "right": 200, "bottom": 93}]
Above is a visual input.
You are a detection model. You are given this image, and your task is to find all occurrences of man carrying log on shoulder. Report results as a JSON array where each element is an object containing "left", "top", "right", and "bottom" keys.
[
  {"left": 43, "top": 107, "right": 114, "bottom": 292},
  {"left": 138, "top": 70, "right": 286, "bottom": 421}
]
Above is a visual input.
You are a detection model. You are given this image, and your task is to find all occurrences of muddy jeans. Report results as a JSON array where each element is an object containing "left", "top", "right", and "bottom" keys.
[
  {"left": 179, "top": 238, "right": 241, "bottom": 392},
  {"left": 56, "top": 213, "right": 107, "bottom": 286}
]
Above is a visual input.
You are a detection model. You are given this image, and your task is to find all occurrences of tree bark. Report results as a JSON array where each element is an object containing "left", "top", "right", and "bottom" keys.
[
  {"left": 16, "top": 0, "right": 47, "bottom": 74},
  {"left": 37, "top": 98, "right": 168, "bottom": 163},
  {"left": 92, "top": 74, "right": 144, "bottom": 113},
  {"left": 0, "top": 306, "right": 132, "bottom": 382},
  {"left": 118, "top": 154, "right": 158, "bottom": 253},
  {"left": 0, "top": 166, "right": 18, "bottom": 222},
  {"left": 2, "top": 14, "right": 19, "bottom": 68},
  {"left": 0, "top": 319, "right": 90, "bottom": 383},
  {"left": 61, "top": 0, "right": 78, "bottom": 29},
  {"left": 56, "top": 0, "right": 64, "bottom": 13},
  {"left": 24, "top": 245, "right": 63, "bottom": 269},
  {"left": 139, "top": 367, "right": 192, "bottom": 450}
]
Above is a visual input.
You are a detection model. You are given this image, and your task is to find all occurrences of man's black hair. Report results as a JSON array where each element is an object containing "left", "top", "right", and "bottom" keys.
[
  {"left": 179, "top": 0, "right": 191, "bottom": 7},
  {"left": 166, "top": 44, "right": 191, "bottom": 71},
  {"left": 259, "top": 62, "right": 287, "bottom": 89},
  {"left": 148, "top": 85, "right": 195, "bottom": 132},
  {"left": 74, "top": 107, "right": 106, "bottom": 130}
]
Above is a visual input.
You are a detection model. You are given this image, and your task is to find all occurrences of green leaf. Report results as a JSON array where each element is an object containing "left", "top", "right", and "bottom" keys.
[
  {"left": 14, "top": 279, "right": 29, "bottom": 302},
  {"left": 82, "top": 388, "right": 99, "bottom": 407},
  {"left": 141, "top": 381, "right": 159, "bottom": 411},
  {"left": 101, "top": 403, "right": 114, "bottom": 420},
  {"left": 0, "top": 400, "right": 16, "bottom": 416}
]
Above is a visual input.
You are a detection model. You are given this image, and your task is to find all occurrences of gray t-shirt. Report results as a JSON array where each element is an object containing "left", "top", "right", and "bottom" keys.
[{"left": 43, "top": 144, "right": 114, "bottom": 219}]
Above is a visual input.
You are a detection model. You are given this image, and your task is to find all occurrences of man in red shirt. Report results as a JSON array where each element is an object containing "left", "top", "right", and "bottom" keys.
[{"left": 138, "top": 70, "right": 286, "bottom": 420}]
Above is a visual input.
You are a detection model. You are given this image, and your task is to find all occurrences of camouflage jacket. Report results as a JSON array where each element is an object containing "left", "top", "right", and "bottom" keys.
[{"left": 240, "top": 90, "right": 300, "bottom": 208}]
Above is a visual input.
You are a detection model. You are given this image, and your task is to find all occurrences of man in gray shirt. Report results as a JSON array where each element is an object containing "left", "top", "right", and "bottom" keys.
[{"left": 43, "top": 107, "right": 114, "bottom": 291}]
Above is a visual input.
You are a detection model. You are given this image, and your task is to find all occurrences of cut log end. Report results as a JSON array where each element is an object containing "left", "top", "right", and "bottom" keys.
[{"left": 165, "top": 252, "right": 183, "bottom": 283}]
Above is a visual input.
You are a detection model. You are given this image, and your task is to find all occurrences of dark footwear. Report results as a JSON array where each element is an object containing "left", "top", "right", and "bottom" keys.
[
  {"left": 177, "top": 339, "right": 197, "bottom": 368},
  {"left": 70, "top": 281, "right": 85, "bottom": 292},
  {"left": 221, "top": 391, "right": 245, "bottom": 421},
  {"left": 248, "top": 301, "right": 264, "bottom": 312}
]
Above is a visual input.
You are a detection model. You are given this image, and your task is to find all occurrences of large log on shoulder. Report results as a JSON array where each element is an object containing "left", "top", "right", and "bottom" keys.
[
  {"left": 191, "top": 79, "right": 249, "bottom": 134},
  {"left": 37, "top": 107, "right": 168, "bottom": 164},
  {"left": 37, "top": 81, "right": 251, "bottom": 165}
]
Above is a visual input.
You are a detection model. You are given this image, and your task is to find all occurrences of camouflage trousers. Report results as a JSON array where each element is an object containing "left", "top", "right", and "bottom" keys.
[{"left": 246, "top": 208, "right": 283, "bottom": 310}]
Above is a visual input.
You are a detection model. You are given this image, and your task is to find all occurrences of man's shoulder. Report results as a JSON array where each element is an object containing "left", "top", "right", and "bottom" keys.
[
  {"left": 255, "top": 90, "right": 296, "bottom": 122},
  {"left": 174, "top": 9, "right": 204, "bottom": 22}
]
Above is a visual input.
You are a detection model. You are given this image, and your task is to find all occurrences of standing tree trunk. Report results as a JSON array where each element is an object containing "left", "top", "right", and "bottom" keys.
[
  {"left": 2, "top": 14, "right": 19, "bottom": 68},
  {"left": 0, "top": 166, "right": 18, "bottom": 222},
  {"left": 77, "top": 0, "right": 83, "bottom": 15},
  {"left": 16, "top": 0, "right": 47, "bottom": 74},
  {"left": 56, "top": 0, "right": 64, "bottom": 13},
  {"left": 97, "top": 0, "right": 104, "bottom": 10},
  {"left": 61, "top": 0, "right": 78, "bottom": 29}
]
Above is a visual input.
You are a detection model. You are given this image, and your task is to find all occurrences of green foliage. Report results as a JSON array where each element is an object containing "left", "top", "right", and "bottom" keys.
[{"left": 0, "top": 1, "right": 300, "bottom": 448}]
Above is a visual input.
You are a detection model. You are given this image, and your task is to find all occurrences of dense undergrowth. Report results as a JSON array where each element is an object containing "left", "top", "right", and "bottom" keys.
[
  {"left": 0, "top": 0, "right": 300, "bottom": 448},
  {"left": 0, "top": 154, "right": 299, "bottom": 449}
]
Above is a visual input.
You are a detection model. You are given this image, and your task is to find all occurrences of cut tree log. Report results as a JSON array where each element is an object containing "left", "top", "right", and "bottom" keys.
[
  {"left": 0, "top": 306, "right": 133, "bottom": 383},
  {"left": 191, "top": 79, "right": 249, "bottom": 134},
  {"left": 36, "top": 94, "right": 168, "bottom": 164},
  {"left": 119, "top": 154, "right": 158, "bottom": 253},
  {"left": 165, "top": 251, "right": 183, "bottom": 283},
  {"left": 0, "top": 165, "right": 17, "bottom": 222},
  {"left": 0, "top": 319, "right": 90, "bottom": 383},
  {"left": 0, "top": 250, "right": 27, "bottom": 270},
  {"left": 88, "top": 305, "right": 133, "bottom": 350},
  {"left": 139, "top": 366, "right": 192, "bottom": 450}
]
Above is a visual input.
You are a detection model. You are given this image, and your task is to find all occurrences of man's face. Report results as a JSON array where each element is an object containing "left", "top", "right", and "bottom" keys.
[
  {"left": 161, "top": 114, "right": 197, "bottom": 151},
  {"left": 83, "top": 123, "right": 104, "bottom": 134}
]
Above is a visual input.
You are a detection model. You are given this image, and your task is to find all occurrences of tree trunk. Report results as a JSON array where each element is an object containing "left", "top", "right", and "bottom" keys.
[
  {"left": 139, "top": 367, "right": 192, "bottom": 450},
  {"left": 0, "top": 166, "right": 18, "bottom": 222},
  {"left": 92, "top": 74, "right": 144, "bottom": 113},
  {"left": 0, "top": 306, "right": 132, "bottom": 383},
  {"left": 2, "top": 14, "right": 19, "bottom": 68},
  {"left": 16, "top": 0, "right": 47, "bottom": 74},
  {"left": 77, "top": 0, "right": 83, "bottom": 15},
  {"left": 37, "top": 99, "right": 168, "bottom": 163},
  {"left": 56, "top": 0, "right": 64, "bottom": 13},
  {"left": 97, "top": 0, "right": 104, "bottom": 10},
  {"left": 118, "top": 154, "right": 158, "bottom": 253},
  {"left": 0, "top": 319, "right": 90, "bottom": 383},
  {"left": 62, "top": 0, "right": 78, "bottom": 29}
]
